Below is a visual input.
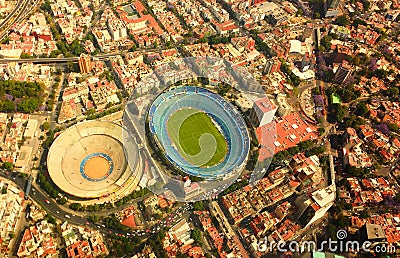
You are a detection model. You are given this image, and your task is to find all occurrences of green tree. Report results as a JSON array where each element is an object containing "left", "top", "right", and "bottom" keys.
[
  {"left": 129, "top": 44, "right": 137, "bottom": 52},
  {"left": 386, "top": 86, "right": 399, "bottom": 99},
  {"left": 332, "top": 103, "right": 346, "bottom": 122},
  {"left": 0, "top": 80, "right": 44, "bottom": 113},
  {"left": 2, "top": 162, "right": 13, "bottom": 172},
  {"left": 353, "top": 19, "right": 367, "bottom": 28},
  {"left": 280, "top": 60, "right": 301, "bottom": 86},
  {"left": 87, "top": 204, "right": 100, "bottom": 212},
  {"left": 49, "top": 50, "right": 62, "bottom": 58},
  {"left": 88, "top": 214, "right": 100, "bottom": 223},
  {"left": 362, "top": 0, "right": 370, "bottom": 11},
  {"left": 38, "top": 172, "right": 59, "bottom": 198},
  {"left": 191, "top": 228, "right": 202, "bottom": 243},
  {"left": 20, "top": 52, "right": 34, "bottom": 59},
  {"left": 66, "top": 61, "right": 76, "bottom": 73},
  {"left": 0, "top": 100, "right": 15, "bottom": 112},
  {"left": 40, "top": 0, "right": 52, "bottom": 13},
  {"left": 41, "top": 122, "right": 51, "bottom": 131},
  {"left": 176, "top": 252, "right": 189, "bottom": 258},
  {"left": 334, "top": 15, "right": 350, "bottom": 26},
  {"left": 100, "top": 70, "right": 114, "bottom": 82},
  {"left": 1, "top": 37, "right": 10, "bottom": 44},
  {"left": 388, "top": 123, "right": 399, "bottom": 133},
  {"left": 57, "top": 198, "right": 68, "bottom": 205},
  {"left": 355, "top": 102, "right": 369, "bottom": 117},
  {"left": 70, "top": 39, "right": 84, "bottom": 56},
  {"left": 69, "top": 202, "right": 83, "bottom": 211},
  {"left": 360, "top": 210, "right": 369, "bottom": 219},
  {"left": 299, "top": 140, "right": 314, "bottom": 150},
  {"left": 85, "top": 108, "right": 96, "bottom": 116},
  {"left": 335, "top": 84, "right": 360, "bottom": 103},
  {"left": 374, "top": 69, "right": 388, "bottom": 79},
  {"left": 320, "top": 35, "right": 332, "bottom": 51},
  {"left": 17, "top": 98, "right": 40, "bottom": 113},
  {"left": 395, "top": 192, "right": 400, "bottom": 203},
  {"left": 193, "top": 201, "right": 204, "bottom": 211},
  {"left": 103, "top": 215, "right": 124, "bottom": 230},
  {"left": 45, "top": 214, "right": 56, "bottom": 224}
]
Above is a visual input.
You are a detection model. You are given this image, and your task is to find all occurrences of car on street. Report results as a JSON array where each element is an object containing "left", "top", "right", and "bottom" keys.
[{"left": 45, "top": 199, "right": 50, "bottom": 204}]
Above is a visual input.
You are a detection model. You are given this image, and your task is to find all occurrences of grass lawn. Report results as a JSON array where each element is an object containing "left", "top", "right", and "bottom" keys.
[
  {"left": 332, "top": 93, "right": 342, "bottom": 104},
  {"left": 167, "top": 108, "right": 227, "bottom": 167}
]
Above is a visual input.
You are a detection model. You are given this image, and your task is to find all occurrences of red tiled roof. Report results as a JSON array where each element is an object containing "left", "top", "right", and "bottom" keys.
[
  {"left": 256, "top": 113, "right": 318, "bottom": 160},
  {"left": 121, "top": 215, "right": 136, "bottom": 228}
]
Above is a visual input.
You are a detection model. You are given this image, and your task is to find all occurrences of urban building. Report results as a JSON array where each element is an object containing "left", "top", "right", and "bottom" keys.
[
  {"left": 78, "top": 54, "right": 92, "bottom": 74},
  {"left": 250, "top": 96, "right": 277, "bottom": 127},
  {"left": 263, "top": 57, "right": 281, "bottom": 75},
  {"left": 275, "top": 94, "right": 292, "bottom": 117},
  {"left": 325, "top": 0, "right": 340, "bottom": 17},
  {"left": 0, "top": 180, "right": 25, "bottom": 254},
  {"left": 334, "top": 61, "right": 353, "bottom": 84},
  {"left": 17, "top": 220, "right": 58, "bottom": 257},
  {"left": 359, "top": 223, "right": 387, "bottom": 243},
  {"left": 296, "top": 185, "right": 335, "bottom": 228}
]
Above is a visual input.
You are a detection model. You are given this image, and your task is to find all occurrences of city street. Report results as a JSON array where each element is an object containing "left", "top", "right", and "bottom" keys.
[{"left": 0, "top": 171, "right": 193, "bottom": 241}]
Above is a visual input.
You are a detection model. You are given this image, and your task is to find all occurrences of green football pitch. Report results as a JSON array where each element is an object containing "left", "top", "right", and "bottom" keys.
[{"left": 166, "top": 108, "right": 227, "bottom": 167}]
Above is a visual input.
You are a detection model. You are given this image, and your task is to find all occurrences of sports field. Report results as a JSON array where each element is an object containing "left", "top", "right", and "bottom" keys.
[
  {"left": 332, "top": 93, "right": 342, "bottom": 104},
  {"left": 167, "top": 108, "right": 227, "bottom": 167}
]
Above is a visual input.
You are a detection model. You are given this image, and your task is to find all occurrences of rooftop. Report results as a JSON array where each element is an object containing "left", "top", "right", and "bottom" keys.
[
  {"left": 311, "top": 185, "right": 336, "bottom": 208},
  {"left": 254, "top": 96, "right": 277, "bottom": 113},
  {"left": 365, "top": 223, "right": 386, "bottom": 240}
]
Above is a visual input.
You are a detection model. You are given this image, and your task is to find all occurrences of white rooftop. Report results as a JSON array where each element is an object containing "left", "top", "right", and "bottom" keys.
[{"left": 311, "top": 185, "right": 335, "bottom": 208}]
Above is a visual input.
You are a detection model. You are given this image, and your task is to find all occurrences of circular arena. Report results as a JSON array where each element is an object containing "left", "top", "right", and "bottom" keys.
[
  {"left": 148, "top": 86, "right": 250, "bottom": 179},
  {"left": 47, "top": 121, "right": 140, "bottom": 199}
]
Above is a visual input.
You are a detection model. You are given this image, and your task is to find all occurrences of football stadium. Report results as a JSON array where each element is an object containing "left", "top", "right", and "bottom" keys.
[
  {"left": 47, "top": 121, "right": 141, "bottom": 199},
  {"left": 148, "top": 86, "right": 250, "bottom": 179}
]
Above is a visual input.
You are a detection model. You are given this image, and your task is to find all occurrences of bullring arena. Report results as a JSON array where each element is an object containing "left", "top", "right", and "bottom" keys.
[{"left": 47, "top": 121, "right": 141, "bottom": 199}]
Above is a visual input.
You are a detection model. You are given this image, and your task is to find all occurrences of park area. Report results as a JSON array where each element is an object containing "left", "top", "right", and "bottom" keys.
[{"left": 331, "top": 93, "right": 342, "bottom": 104}]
